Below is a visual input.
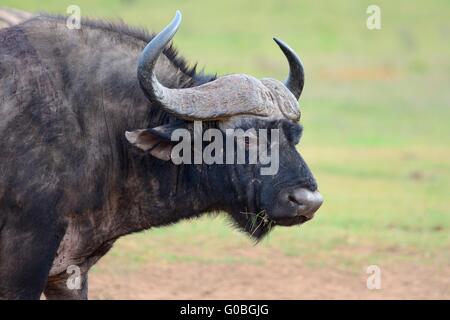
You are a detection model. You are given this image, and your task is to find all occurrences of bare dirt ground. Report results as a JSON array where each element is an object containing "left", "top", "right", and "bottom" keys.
[{"left": 89, "top": 251, "right": 450, "bottom": 300}]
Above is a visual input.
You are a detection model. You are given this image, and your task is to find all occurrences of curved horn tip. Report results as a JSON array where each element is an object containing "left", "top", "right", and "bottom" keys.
[
  {"left": 272, "top": 37, "right": 292, "bottom": 53},
  {"left": 164, "top": 10, "right": 182, "bottom": 36},
  {"left": 173, "top": 10, "right": 182, "bottom": 25},
  {"left": 138, "top": 10, "right": 183, "bottom": 80},
  {"left": 272, "top": 37, "right": 282, "bottom": 46},
  {"left": 272, "top": 37, "right": 295, "bottom": 53},
  {"left": 156, "top": 10, "right": 182, "bottom": 41},
  {"left": 272, "top": 37, "right": 305, "bottom": 100}
]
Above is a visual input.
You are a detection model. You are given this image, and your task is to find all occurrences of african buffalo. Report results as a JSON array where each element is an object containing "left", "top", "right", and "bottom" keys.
[{"left": 0, "top": 11, "right": 322, "bottom": 299}]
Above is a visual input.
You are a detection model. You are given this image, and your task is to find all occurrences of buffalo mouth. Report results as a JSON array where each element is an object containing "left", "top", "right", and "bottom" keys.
[
  {"left": 272, "top": 215, "right": 311, "bottom": 226},
  {"left": 231, "top": 211, "right": 313, "bottom": 240}
]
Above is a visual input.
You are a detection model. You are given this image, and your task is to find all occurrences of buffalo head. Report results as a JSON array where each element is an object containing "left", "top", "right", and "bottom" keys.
[{"left": 126, "top": 11, "right": 323, "bottom": 239}]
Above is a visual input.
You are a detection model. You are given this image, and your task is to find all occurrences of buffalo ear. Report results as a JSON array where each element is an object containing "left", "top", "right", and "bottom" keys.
[{"left": 125, "top": 122, "right": 184, "bottom": 161}]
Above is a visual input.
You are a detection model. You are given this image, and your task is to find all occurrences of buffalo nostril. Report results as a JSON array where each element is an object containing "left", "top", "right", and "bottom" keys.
[
  {"left": 288, "top": 188, "right": 323, "bottom": 218},
  {"left": 287, "top": 194, "right": 308, "bottom": 211},
  {"left": 288, "top": 194, "right": 302, "bottom": 206}
]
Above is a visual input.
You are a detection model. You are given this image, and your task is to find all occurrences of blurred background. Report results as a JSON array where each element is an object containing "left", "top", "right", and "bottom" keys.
[{"left": 3, "top": 0, "right": 449, "bottom": 299}]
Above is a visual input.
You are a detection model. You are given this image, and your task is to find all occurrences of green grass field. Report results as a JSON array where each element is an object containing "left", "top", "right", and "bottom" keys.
[{"left": 4, "top": 0, "right": 449, "bottom": 286}]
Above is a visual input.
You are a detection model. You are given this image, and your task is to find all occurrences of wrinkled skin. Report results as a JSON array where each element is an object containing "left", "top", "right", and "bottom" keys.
[
  {"left": 0, "top": 7, "right": 32, "bottom": 29},
  {"left": 0, "top": 15, "right": 318, "bottom": 299}
]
